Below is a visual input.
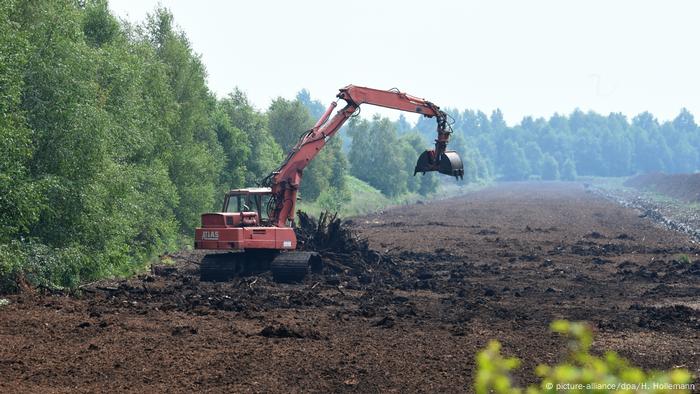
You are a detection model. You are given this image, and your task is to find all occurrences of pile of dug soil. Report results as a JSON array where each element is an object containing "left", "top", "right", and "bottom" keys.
[
  {"left": 295, "top": 211, "right": 370, "bottom": 255},
  {"left": 625, "top": 172, "right": 700, "bottom": 201},
  {"left": 295, "top": 211, "right": 396, "bottom": 287}
]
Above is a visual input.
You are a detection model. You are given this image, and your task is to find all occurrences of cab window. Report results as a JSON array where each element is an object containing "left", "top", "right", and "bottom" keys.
[
  {"left": 225, "top": 193, "right": 270, "bottom": 219},
  {"left": 260, "top": 195, "right": 271, "bottom": 219},
  {"left": 224, "top": 195, "right": 249, "bottom": 213}
]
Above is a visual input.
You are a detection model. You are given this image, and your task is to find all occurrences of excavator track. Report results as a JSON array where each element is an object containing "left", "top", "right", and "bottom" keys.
[
  {"left": 270, "top": 252, "right": 322, "bottom": 283},
  {"left": 200, "top": 250, "right": 277, "bottom": 282},
  {"left": 200, "top": 253, "right": 244, "bottom": 282}
]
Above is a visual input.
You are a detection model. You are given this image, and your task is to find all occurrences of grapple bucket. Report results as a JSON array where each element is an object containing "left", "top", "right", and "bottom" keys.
[
  {"left": 415, "top": 150, "right": 464, "bottom": 179},
  {"left": 439, "top": 151, "right": 464, "bottom": 179}
]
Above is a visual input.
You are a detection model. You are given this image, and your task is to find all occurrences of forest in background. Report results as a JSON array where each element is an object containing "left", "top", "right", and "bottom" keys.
[
  {"left": 412, "top": 106, "right": 699, "bottom": 183},
  {"left": 1, "top": 0, "right": 697, "bottom": 290}
]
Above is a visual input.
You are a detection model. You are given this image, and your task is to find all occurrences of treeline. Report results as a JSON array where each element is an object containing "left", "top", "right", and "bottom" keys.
[
  {"left": 412, "top": 107, "right": 699, "bottom": 181},
  {"left": 1, "top": 0, "right": 267, "bottom": 289},
  {"left": 0, "top": 1, "right": 435, "bottom": 290}
]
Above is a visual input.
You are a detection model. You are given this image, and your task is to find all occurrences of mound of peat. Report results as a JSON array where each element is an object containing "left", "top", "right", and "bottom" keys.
[
  {"left": 625, "top": 172, "right": 700, "bottom": 202},
  {"left": 295, "top": 211, "right": 396, "bottom": 283}
]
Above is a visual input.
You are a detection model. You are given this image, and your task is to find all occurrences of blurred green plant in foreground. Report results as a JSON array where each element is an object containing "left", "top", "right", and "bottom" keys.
[
  {"left": 677, "top": 254, "right": 691, "bottom": 265},
  {"left": 475, "top": 320, "right": 693, "bottom": 394}
]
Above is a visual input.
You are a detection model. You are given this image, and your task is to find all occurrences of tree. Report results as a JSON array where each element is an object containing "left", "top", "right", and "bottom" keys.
[
  {"left": 268, "top": 97, "right": 314, "bottom": 152},
  {"left": 523, "top": 141, "right": 544, "bottom": 175},
  {"left": 326, "top": 136, "right": 349, "bottom": 192},
  {"left": 395, "top": 114, "right": 412, "bottom": 134},
  {"left": 541, "top": 154, "right": 560, "bottom": 180},
  {"left": 561, "top": 158, "right": 577, "bottom": 181},
  {"left": 146, "top": 8, "right": 223, "bottom": 231},
  {"left": 267, "top": 96, "right": 348, "bottom": 201},
  {"left": 672, "top": 108, "right": 696, "bottom": 133},
  {"left": 218, "top": 89, "right": 283, "bottom": 184},
  {"left": 348, "top": 116, "right": 407, "bottom": 196},
  {"left": 82, "top": 0, "right": 120, "bottom": 47},
  {"left": 0, "top": 0, "right": 36, "bottom": 242},
  {"left": 601, "top": 131, "right": 632, "bottom": 176},
  {"left": 490, "top": 109, "right": 507, "bottom": 133},
  {"left": 475, "top": 320, "right": 692, "bottom": 394},
  {"left": 296, "top": 89, "right": 326, "bottom": 120},
  {"left": 400, "top": 133, "right": 428, "bottom": 193},
  {"left": 211, "top": 106, "right": 250, "bottom": 191},
  {"left": 499, "top": 140, "right": 530, "bottom": 181}
]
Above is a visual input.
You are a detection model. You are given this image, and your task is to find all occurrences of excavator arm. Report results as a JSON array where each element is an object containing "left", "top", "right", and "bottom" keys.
[{"left": 264, "top": 85, "right": 464, "bottom": 227}]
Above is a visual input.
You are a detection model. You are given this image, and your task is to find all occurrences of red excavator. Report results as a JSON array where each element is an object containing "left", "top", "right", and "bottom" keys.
[{"left": 194, "top": 85, "right": 464, "bottom": 282}]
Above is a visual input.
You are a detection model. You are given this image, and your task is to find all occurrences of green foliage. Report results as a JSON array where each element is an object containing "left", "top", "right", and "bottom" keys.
[
  {"left": 541, "top": 154, "right": 560, "bottom": 181},
  {"left": 500, "top": 140, "right": 531, "bottom": 181},
  {"left": 296, "top": 90, "right": 349, "bottom": 196},
  {"left": 269, "top": 97, "right": 322, "bottom": 201},
  {"left": 0, "top": 0, "right": 35, "bottom": 242},
  {"left": 146, "top": 8, "right": 223, "bottom": 232},
  {"left": 0, "top": 240, "right": 91, "bottom": 291},
  {"left": 297, "top": 175, "right": 425, "bottom": 218},
  {"left": 302, "top": 136, "right": 347, "bottom": 201},
  {"left": 327, "top": 136, "right": 349, "bottom": 191},
  {"left": 348, "top": 116, "right": 408, "bottom": 197},
  {"left": 561, "top": 158, "right": 577, "bottom": 181},
  {"left": 218, "top": 89, "right": 283, "bottom": 184},
  {"left": 211, "top": 106, "right": 250, "bottom": 192},
  {"left": 296, "top": 89, "right": 326, "bottom": 120},
  {"left": 475, "top": 320, "right": 693, "bottom": 394},
  {"left": 316, "top": 186, "right": 351, "bottom": 213},
  {"left": 267, "top": 95, "right": 349, "bottom": 202},
  {"left": 475, "top": 341, "right": 521, "bottom": 394},
  {"left": 82, "top": 0, "right": 120, "bottom": 47},
  {"left": 677, "top": 254, "right": 691, "bottom": 264},
  {"left": 413, "top": 108, "right": 700, "bottom": 182},
  {"left": 399, "top": 132, "right": 435, "bottom": 194},
  {"left": 0, "top": 2, "right": 261, "bottom": 291},
  {"left": 268, "top": 97, "right": 314, "bottom": 152}
]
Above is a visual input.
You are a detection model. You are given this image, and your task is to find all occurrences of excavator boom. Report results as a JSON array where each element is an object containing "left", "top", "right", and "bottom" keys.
[{"left": 265, "top": 85, "right": 464, "bottom": 227}]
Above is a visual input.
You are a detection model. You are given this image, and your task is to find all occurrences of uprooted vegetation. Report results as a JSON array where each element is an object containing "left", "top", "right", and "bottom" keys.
[
  {"left": 295, "top": 211, "right": 369, "bottom": 254},
  {"left": 295, "top": 211, "right": 387, "bottom": 270}
]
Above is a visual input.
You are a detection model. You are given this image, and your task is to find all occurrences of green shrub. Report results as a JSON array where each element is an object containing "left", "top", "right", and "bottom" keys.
[
  {"left": 677, "top": 254, "right": 691, "bottom": 264},
  {"left": 0, "top": 239, "right": 116, "bottom": 292},
  {"left": 0, "top": 242, "right": 24, "bottom": 292},
  {"left": 316, "top": 186, "right": 351, "bottom": 213},
  {"left": 475, "top": 320, "right": 693, "bottom": 393}
]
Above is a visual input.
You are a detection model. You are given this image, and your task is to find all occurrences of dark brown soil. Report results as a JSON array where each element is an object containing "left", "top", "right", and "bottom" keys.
[
  {"left": 625, "top": 172, "right": 700, "bottom": 202},
  {"left": 1, "top": 182, "right": 699, "bottom": 393}
]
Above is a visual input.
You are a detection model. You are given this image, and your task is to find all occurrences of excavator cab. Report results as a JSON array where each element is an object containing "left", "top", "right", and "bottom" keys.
[{"left": 222, "top": 188, "right": 273, "bottom": 225}]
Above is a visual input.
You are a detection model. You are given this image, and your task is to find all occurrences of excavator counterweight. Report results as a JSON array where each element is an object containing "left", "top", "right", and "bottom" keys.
[{"left": 195, "top": 85, "right": 465, "bottom": 282}]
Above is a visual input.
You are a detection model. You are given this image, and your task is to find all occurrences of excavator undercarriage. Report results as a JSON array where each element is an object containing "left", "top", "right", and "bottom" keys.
[{"left": 200, "top": 250, "right": 322, "bottom": 283}]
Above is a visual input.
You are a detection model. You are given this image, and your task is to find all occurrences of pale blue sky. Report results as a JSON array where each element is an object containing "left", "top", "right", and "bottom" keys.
[{"left": 110, "top": 0, "right": 699, "bottom": 125}]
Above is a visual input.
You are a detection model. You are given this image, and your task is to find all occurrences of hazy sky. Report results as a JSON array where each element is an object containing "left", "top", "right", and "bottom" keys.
[{"left": 109, "top": 0, "right": 699, "bottom": 125}]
